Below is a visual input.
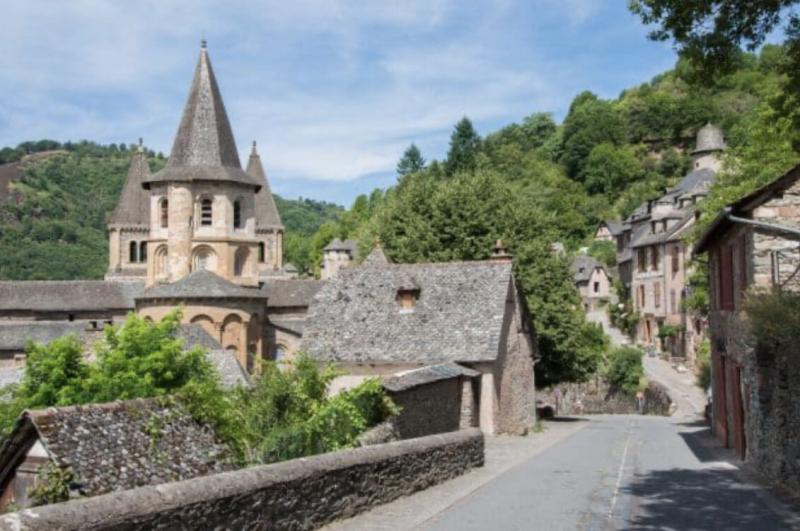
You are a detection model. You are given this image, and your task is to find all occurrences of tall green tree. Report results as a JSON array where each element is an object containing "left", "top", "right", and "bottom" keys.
[
  {"left": 560, "top": 92, "right": 625, "bottom": 179},
  {"left": 582, "top": 143, "right": 645, "bottom": 195},
  {"left": 396, "top": 144, "right": 426, "bottom": 176},
  {"left": 445, "top": 117, "right": 482, "bottom": 176}
]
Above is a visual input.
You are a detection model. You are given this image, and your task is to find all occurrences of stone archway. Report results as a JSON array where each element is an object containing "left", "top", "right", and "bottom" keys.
[
  {"left": 192, "top": 245, "right": 217, "bottom": 273},
  {"left": 189, "top": 314, "right": 215, "bottom": 340}
]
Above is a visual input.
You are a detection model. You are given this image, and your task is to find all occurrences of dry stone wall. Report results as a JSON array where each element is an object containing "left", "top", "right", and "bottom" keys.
[
  {"left": 540, "top": 379, "right": 672, "bottom": 416},
  {"left": 1, "top": 429, "right": 484, "bottom": 531}
]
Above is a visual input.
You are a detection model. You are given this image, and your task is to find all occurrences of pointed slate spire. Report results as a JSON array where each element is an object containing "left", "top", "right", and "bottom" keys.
[
  {"left": 363, "top": 239, "right": 390, "bottom": 266},
  {"left": 110, "top": 140, "right": 151, "bottom": 225},
  {"left": 144, "top": 42, "right": 260, "bottom": 189},
  {"left": 246, "top": 141, "right": 283, "bottom": 228}
]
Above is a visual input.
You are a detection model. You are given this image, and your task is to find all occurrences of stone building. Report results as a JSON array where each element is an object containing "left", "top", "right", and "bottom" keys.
[
  {"left": 0, "top": 398, "right": 231, "bottom": 510},
  {"left": 593, "top": 220, "right": 623, "bottom": 243},
  {"left": 570, "top": 255, "right": 612, "bottom": 311},
  {"left": 320, "top": 238, "right": 358, "bottom": 280},
  {"left": 614, "top": 124, "right": 725, "bottom": 362},
  {"left": 694, "top": 163, "right": 800, "bottom": 492},
  {"left": 302, "top": 244, "right": 537, "bottom": 435}
]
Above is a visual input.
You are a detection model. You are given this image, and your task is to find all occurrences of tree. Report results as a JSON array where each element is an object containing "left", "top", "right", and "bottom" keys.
[
  {"left": 396, "top": 144, "right": 426, "bottom": 176},
  {"left": 445, "top": 117, "right": 481, "bottom": 176},
  {"left": 560, "top": 92, "right": 625, "bottom": 179},
  {"left": 582, "top": 143, "right": 645, "bottom": 196}
]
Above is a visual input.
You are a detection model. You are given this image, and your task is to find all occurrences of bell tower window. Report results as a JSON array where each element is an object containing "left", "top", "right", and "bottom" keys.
[
  {"left": 129, "top": 241, "right": 138, "bottom": 263},
  {"left": 233, "top": 200, "right": 242, "bottom": 229},
  {"left": 201, "top": 199, "right": 213, "bottom": 226},
  {"left": 139, "top": 241, "right": 147, "bottom": 262},
  {"left": 258, "top": 242, "right": 265, "bottom": 263},
  {"left": 160, "top": 199, "right": 169, "bottom": 228}
]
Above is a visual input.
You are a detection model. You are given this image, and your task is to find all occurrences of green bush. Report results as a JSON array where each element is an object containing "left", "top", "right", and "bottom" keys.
[
  {"left": 695, "top": 339, "right": 711, "bottom": 391},
  {"left": 744, "top": 289, "right": 800, "bottom": 352},
  {"left": 606, "top": 346, "right": 645, "bottom": 394}
]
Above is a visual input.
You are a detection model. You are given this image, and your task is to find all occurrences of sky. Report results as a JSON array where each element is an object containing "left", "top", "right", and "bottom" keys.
[{"left": 0, "top": 0, "right": 680, "bottom": 206}]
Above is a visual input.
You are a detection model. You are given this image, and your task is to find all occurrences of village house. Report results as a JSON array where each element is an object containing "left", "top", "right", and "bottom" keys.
[
  {"left": 694, "top": 163, "right": 800, "bottom": 492},
  {"left": 0, "top": 398, "right": 231, "bottom": 510},
  {"left": 570, "top": 255, "right": 612, "bottom": 311},
  {"left": 613, "top": 123, "right": 724, "bottom": 362},
  {"left": 320, "top": 239, "right": 359, "bottom": 280},
  {"left": 302, "top": 242, "right": 537, "bottom": 436},
  {"left": 593, "top": 220, "right": 624, "bottom": 243}
]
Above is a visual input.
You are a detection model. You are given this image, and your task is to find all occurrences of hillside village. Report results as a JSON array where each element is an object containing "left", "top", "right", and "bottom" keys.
[{"left": 2, "top": 3, "right": 800, "bottom": 528}]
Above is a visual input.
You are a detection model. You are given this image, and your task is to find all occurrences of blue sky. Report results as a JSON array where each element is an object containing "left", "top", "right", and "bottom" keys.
[{"left": 0, "top": 1, "right": 679, "bottom": 206}]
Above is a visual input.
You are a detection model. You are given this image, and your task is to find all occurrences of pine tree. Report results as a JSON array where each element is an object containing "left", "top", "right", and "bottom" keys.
[
  {"left": 396, "top": 144, "right": 426, "bottom": 176},
  {"left": 445, "top": 117, "right": 481, "bottom": 176}
]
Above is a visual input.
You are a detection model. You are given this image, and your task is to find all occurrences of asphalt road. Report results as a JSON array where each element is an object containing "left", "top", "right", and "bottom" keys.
[{"left": 420, "top": 415, "right": 798, "bottom": 531}]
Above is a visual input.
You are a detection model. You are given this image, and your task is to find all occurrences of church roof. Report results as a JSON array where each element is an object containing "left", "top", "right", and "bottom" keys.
[
  {"left": 246, "top": 142, "right": 283, "bottom": 229},
  {"left": 0, "top": 398, "right": 231, "bottom": 499},
  {"left": 262, "top": 279, "right": 326, "bottom": 308},
  {"left": 109, "top": 142, "right": 151, "bottom": 226},
  {"left": 0, "top": 322, "right": 88, "bottom": 352},
  {"left": 138, "top": 270, "right": 267, "bottom": 300},
  {"left": 144, "top": 43, "right": 260, "bottom": 190},
  {"left": 0, "top": 281, "right": 142, "bottom": 312},
  {"left": 692, "top": 123, "right": 726, "bottom": 154},
  {"left": 302, "top": 260, "right": 514, "bottom": 364}
]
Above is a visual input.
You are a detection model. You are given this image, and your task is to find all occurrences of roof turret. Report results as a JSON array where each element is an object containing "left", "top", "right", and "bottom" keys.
[
  {"left": 144, "top": 42, "right": 260, "bottom": 190},
  {"left": 692, "top": 123, "right": 726, "bottom": 154},
  {"left": 110, "top": 139, "right": 151, "bottom": 226},
  {"left": 246, "top": 141, "right": 283, "bottom": 229}
]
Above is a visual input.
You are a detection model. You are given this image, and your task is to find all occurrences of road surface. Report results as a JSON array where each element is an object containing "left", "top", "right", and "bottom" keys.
[{"left": 421, "top": 416, "right": 798, "bottom": 530}]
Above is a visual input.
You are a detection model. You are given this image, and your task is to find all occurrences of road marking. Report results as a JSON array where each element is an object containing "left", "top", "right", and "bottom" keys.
[{"left": 607, "top": 423, "right": 633, "bottom": 520}]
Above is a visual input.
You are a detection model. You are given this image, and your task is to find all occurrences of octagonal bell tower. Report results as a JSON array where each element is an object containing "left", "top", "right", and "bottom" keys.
[{"left": 142, "top": 41, "right": 269, "bottom": 287}]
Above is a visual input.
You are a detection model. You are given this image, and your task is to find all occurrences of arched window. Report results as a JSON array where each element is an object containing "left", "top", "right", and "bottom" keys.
[
  {"left": 129, "top": 241, "right": 138, "bottom": 263},
  {"left": 233, "top": 200, "right": 242, "bottom": 229},
  {"left": 192, "top": 246, "right": 216, "bottom": 272},
  {"left": 139, "top": 241, "right": 147, "bottom": 262},
  {"left": 234, "top": 247, "right": 249, "bottom": 276},
  {"left": 258, "top": 242, "right": 265, "bottom": 263},
  {"left": 154, "top": 245, "right": 168, "bottom": 279},
  {"left": 160, "top": 199, "right": 169, "bottom": 228},
  {"left": 201, "top": 198, "right": 213, "bottom": 226}
]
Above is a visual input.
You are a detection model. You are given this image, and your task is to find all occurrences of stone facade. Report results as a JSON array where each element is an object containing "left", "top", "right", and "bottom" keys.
[
  {"left": 571, "top": 255, "right": 612, "bottom": 311},
  {"left": 696, "top": 163, "right": 800, "bottom": 493},
  {"left": 539, "top": 379, "right": 672, "bottom": 416},
  {"left": 0, "top": 429, "right": 484, "bottom": 531}
]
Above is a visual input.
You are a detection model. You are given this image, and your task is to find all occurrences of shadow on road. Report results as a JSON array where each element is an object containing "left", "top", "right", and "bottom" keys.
[
  {"left": 678, "top": 426, "right": 733, "bottom": 464},
  {"left": 621, "top": 467, "right": 790, "bottom": 530},
  {"left": 545, "top": 416, "right": 588, "bottom": 423}
]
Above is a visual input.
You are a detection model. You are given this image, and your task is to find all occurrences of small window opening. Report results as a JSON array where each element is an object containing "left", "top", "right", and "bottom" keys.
[
  {"left": 258, "top": 242, "right": 265, "bottom": 263},
  {"left": 160, "top": 199, "right": 169, "bottom": 228},
  {"left": 68, "top": 313, "right": 75, "bottom": 322},
  {"left": 139, "top": 241, "right": 147, "bottom": 263},
  {"left": 233, "top": 200, "right": 242, "bottom": 229},
  {"left": 129, "top": 241, "right": 138, "bottom": 263},
  {"left": 593, "top": 281, "right": 600, "bottom": 294},
  {"left": 201, "top": 199, "right": 213, "bottom": 226},
  {"left": 397, "top": 289, "right": 420, "bottom": 312}
]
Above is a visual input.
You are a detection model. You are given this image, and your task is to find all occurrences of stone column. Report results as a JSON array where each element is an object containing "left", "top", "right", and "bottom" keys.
[
  {"left": 108, "top": 228, "right": 120, "bottom": 271},
  {"left": 479, "top": 372, "right": 496, "bottom": 435},
  {"left": 167, "top": 184, "right": 193, "bottom": 282},
  {"left": 239, "top": 319, "right": 250, "bottom": 372}
]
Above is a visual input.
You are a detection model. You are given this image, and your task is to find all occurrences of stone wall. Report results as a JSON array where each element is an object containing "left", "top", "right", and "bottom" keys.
[
  {"left": 389, "top": 378, "right": 463, "bottom": 439},
  {"left": 0, "top": 429, "right": 484, "bottom": 531},
  {"left": 540, "top": 379, "right": 672, "bottom": 416}
]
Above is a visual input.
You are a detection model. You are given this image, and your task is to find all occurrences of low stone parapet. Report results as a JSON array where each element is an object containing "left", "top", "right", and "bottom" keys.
[{"left": 1, "top": 428, "right": 484, "bottom": 531}]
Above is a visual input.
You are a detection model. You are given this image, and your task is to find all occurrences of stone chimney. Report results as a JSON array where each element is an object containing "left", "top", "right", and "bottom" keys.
[{"left": 490, "top": 239, "right": 512, "bottom": 262}]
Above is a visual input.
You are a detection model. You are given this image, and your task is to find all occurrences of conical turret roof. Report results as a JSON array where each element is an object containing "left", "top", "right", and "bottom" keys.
[
  {"left": 110, "top": 141, "right": 151, "bottom": 226},
  {"left": 692, "top": 123, "right": 726, "bottom": 154},
  {"left": 246, "top": 141, "right": 283, "bottom": 229},
  {"left": 144, "top": 42, "right": 260, "bottom": 190}
]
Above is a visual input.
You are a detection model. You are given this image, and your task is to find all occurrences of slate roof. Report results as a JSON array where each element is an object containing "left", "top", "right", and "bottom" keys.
[
  {"left": 0, "top": 281, "right": 142, "bottom": 312},
  {"left": 246, "top": 142, "right": 283, "bottom": 229},
  {"left": 324, "top": 238, "right": 359, "bottom": 254},
  {"left": 570, "top": 255, "right": 604, "bottom": 284},
  {"left": 382, "top": 363, "right": 480, "bottom": 393},
  {"left": 674, "top": 167, "right": 715, "bottom": 195},
  {"left": 109, "top": 144, "right": 150, "bottom": 226},
  {"left": 362, "top": 245, "right": 390, "bottom": 266},
  {"left": 693, "top": 123, "right": 726, "bottom": 154},
  {"left": 177, "top": 324, "right": 249, "bottom": 388},
  {"left": 138, "top": 270, "right": 267, "bottom": 300},
  {"left": 0, "top": 322, "right": 87, "bottom": 352},
  {"left": 600, "top": 220, "right": 624, "bottom": 236},
  {"left": 0, "top": 398, "right": 232, "bottom": 499},
  {"left": 631, "top": 208, "right": 695, "bottom": 248},
  {"left": 302, "top": 260, "right": 514, "bottom": 364},
  {"left": 143, "top": 43, "right": 260, "bottom": 190},
  {"left": 268, "top": 318, "right": 306, "bottom": 336},
  {"left": 262, "top": 279, "right": 326, "bottom": 308}
]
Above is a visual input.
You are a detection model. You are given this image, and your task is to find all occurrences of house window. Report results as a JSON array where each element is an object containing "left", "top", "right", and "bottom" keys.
[
  {"left": 129, "top": 241, "right": 138, "bottom": 263},
  {"left": 654, "top": 283, "right": 661, "bottom": 308},
  {"left": 233, "top": 200, "right": 242, "bottom": 229},
  {"left": 258, "top": 242, "right": 265, "bottom": 263},
  {"left": 637, "top": 285, "right": 645, "bottom": 308},
  {"left": 139, "top": 241, "right": 147, "bottom": 263},
  {"left": 160, "top": 199, "right": 169, "bottom": 228},
  {"left": 651, "top": 246, "right": 660, "bottom": 271},
  {"left": 672, "top": 247, "right": 680, "bottom": 274},
  {"left": 770, "top": 250, "right": 781, "bottom": 286},
  {"left": 201, "top": 199, "right": 213, "bottom": 226},
  {"left": 593, "top": 281, "right": 600, "bottom": 294},
  {"left": 670, "top": 289, "right": 676, "bottom": 314},
  {"left": 637, "top": 249, "right": 647, "bottom": 272}
]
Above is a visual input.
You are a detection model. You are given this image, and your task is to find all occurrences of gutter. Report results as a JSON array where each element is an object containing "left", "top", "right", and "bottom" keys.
[{"left": 727, "top": 214, "right": 800, "bottom": 240}]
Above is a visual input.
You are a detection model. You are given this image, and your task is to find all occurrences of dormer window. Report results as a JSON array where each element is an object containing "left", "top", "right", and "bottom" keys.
[{"left": 397, "top": 289, "right": 419, "bottom": 311}]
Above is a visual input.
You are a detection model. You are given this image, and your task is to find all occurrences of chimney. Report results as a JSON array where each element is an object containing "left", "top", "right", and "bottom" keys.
[{"left": 491, "top": 239, "right": 512, "bottom": 262}]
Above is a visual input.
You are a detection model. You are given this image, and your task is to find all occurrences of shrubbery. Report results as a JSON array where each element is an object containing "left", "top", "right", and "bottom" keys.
[
  {"left": 695, "top": 339, "right": 711, "bottom": 391},
  {"left": 744, "top": 289, "right": 800, "bottom": 352},
  {"left": 605, "top": 346, "right": 645, "bottom": 394},
  {"left": 0, "top": 310, "right": 397, "bottom": 467}
]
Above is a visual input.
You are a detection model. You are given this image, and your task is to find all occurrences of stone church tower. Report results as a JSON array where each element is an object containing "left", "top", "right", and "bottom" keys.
[{"left": 106, "top": 41, "right": 284, "bottom": 286}]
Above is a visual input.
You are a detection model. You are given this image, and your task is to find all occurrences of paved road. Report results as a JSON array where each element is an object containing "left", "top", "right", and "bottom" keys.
[{"left": 420, "top": 415, "right": 799, "bottom": 531}]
